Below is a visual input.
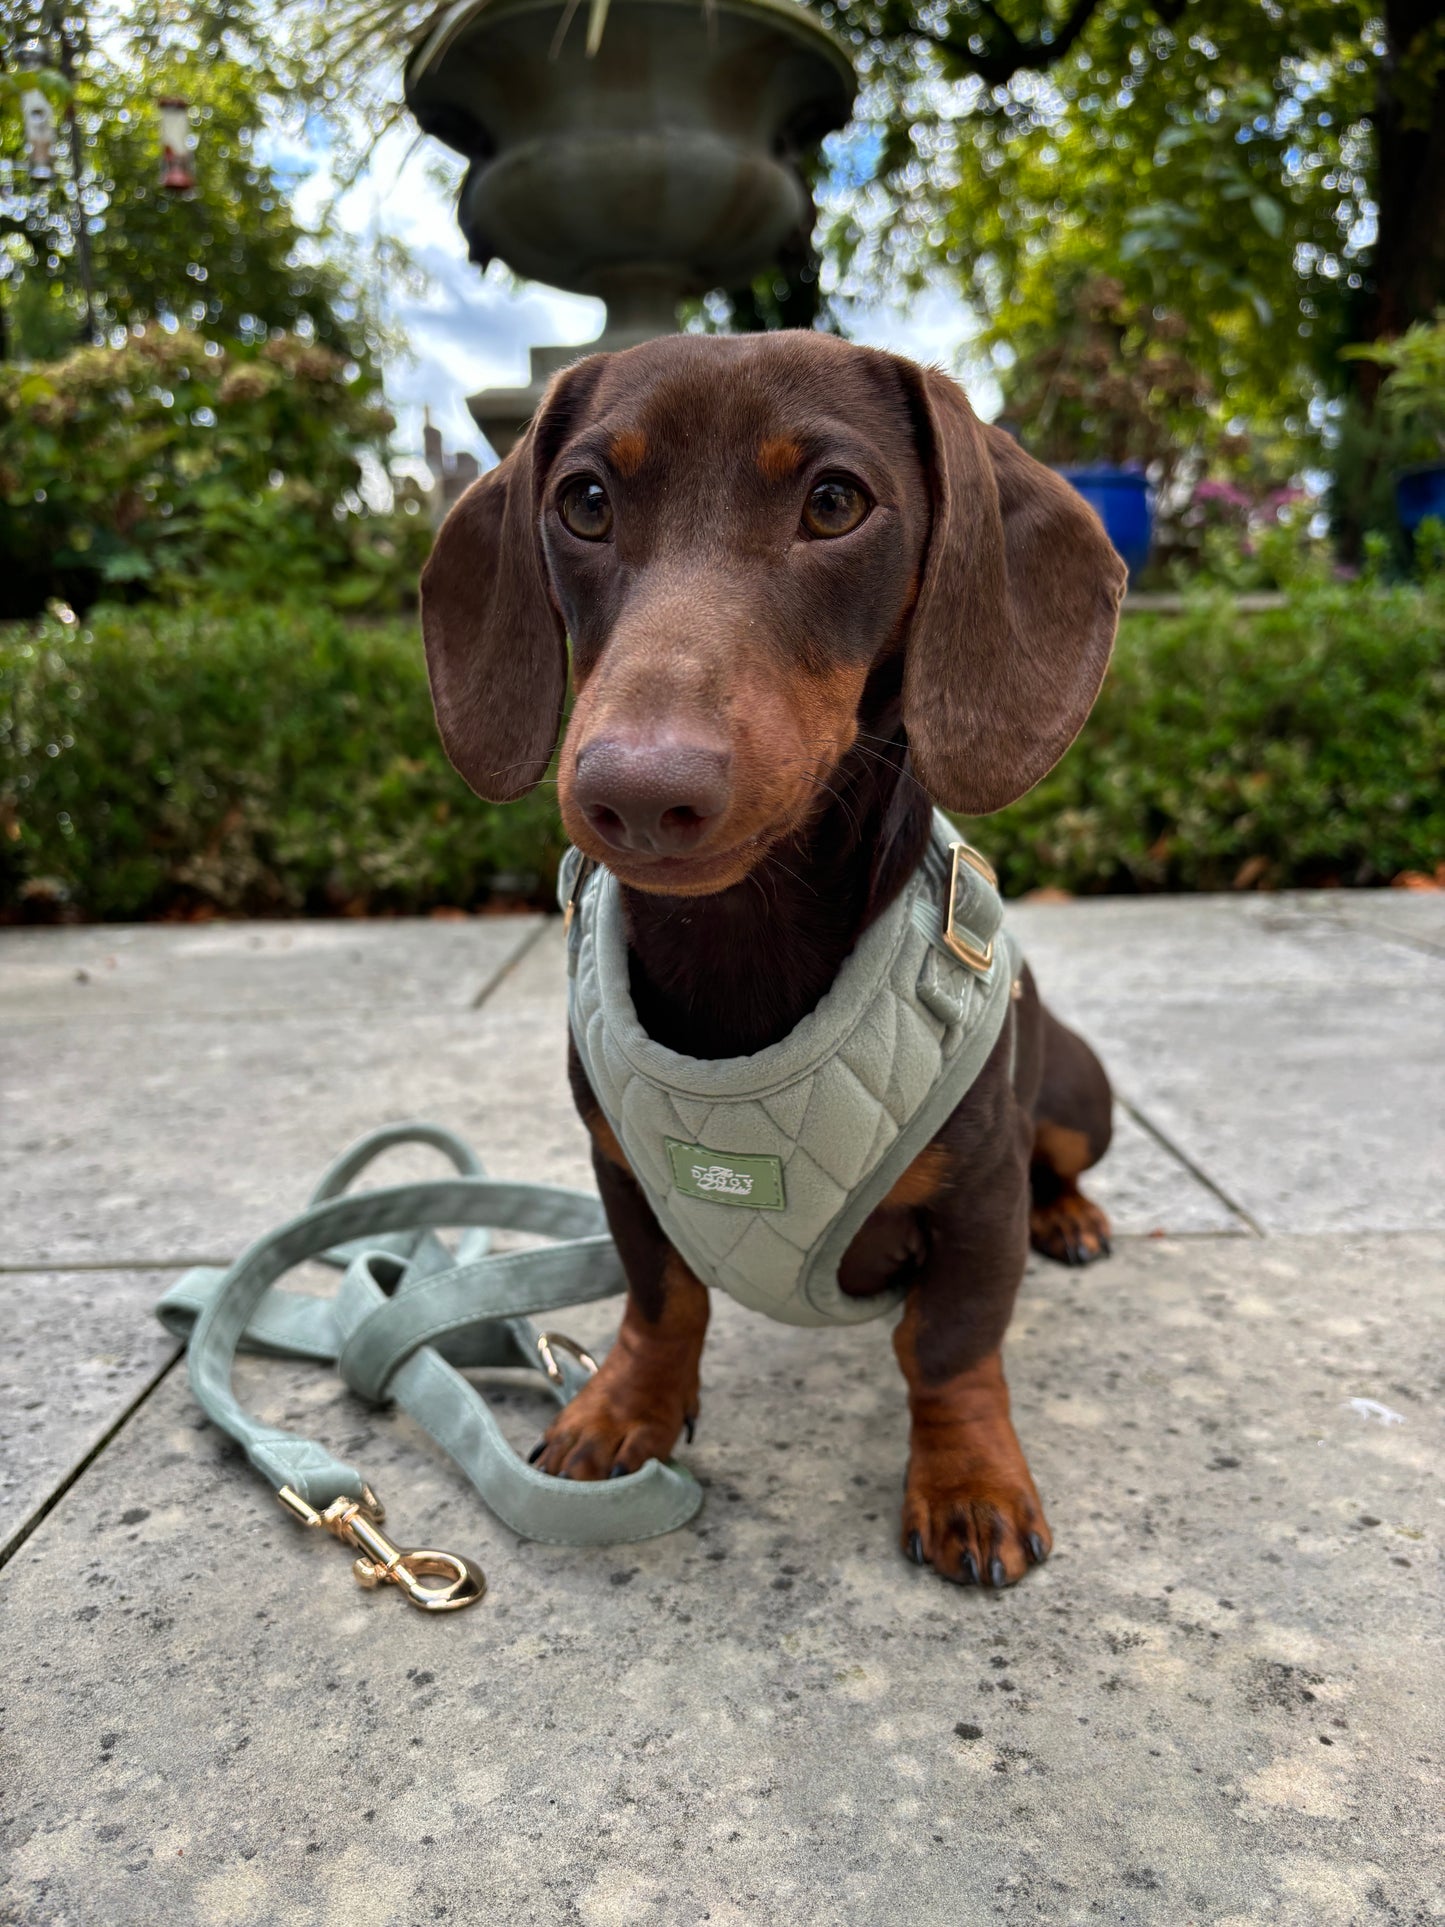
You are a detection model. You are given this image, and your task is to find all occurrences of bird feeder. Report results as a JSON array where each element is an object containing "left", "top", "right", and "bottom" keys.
[
  {"left": 21, "top": 85, "right": 58, "bottom": 183},
  {"left": 158, "top": 96, "right": 195, "bottom": 191}
]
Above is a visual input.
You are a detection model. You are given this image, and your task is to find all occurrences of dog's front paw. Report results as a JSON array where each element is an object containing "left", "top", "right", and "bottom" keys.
[
  {"left": 1030, "top": 1187, "right": 1111, "bottom": 1266},
  {"left": 901, "top": 1431, "right": 1051, "bottom": 1589},
  {"left": 530, "top": 1357, "right": 696, "bottom": 1482}
]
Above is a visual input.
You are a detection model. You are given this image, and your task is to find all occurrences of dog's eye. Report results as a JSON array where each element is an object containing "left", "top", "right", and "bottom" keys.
[
  {"left": 558, "top": 477, "right": 613, "bottom": 541},
  {"left": 802, "top": 476, "right": 870, "bottom": 539}
]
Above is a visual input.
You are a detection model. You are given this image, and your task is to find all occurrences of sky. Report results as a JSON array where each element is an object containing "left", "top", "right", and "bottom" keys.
[{"left": 284, "top": 121, "right": 990, "bottom": 473}]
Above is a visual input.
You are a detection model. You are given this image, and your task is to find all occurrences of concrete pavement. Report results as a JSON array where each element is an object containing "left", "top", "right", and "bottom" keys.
[{"left": 1, "top": 897, "right": 1440, "bottom": 1925}]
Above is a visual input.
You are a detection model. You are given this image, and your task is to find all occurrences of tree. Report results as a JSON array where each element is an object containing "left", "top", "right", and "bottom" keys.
[
  {"left": 0, "top": 0, "right": 374, "bottom": 357},
  {"left": 1366, "top": 0, "right": 1445, "bottom": 348},
  {"left": 819, "top": 0, "right": 1442, "bottom": 418}
]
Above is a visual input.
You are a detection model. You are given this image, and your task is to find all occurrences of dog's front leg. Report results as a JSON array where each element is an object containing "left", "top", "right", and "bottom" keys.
[
  {"left": 533, "top": 1158, "right": 708, "bottom": 1480},
  {"left": 893, "top": 1169, "right": 1050, "bottom": 1589},
  {"left": 532, "top": 1048, "right": 710, "bottom": 1480}
]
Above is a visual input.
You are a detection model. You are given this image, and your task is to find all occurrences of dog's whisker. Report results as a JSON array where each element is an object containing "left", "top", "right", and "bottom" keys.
[
  {"left": 759, "top": 852, "right": 816, "bottom": 896},
  {"left": 802, "top": 777, "right": 863, "bottom": 845}
]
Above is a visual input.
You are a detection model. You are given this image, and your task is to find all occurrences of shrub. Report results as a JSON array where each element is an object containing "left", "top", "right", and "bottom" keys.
[
  {"left": 0, "top": 328, "right": 431, "bottom": 619},
  {"left": 959, "top": 580, "right": 1445, "bottom": 893},
  {"left": 1, "top": 585, "right": 1441, "bottom": 921},
  {"left": 1344, "top": 314, "right": 1445, "bottom": 468},
  {"left": 0, "top": 603, "right": 563, "bottom": 920}
]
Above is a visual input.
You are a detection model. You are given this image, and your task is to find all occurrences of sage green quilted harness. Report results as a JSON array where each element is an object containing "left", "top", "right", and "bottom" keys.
[
  {"left": 564, "top": 810, "right": 1018, "bottom": 1327},
  {"left": 158, "top": 817, "right": 1014, "bottom": 1607}
]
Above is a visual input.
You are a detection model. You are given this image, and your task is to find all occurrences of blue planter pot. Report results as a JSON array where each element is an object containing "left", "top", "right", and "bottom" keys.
[
  {"left": 1056, "top": 467, "right": 1153, "bottom": 575},
  {"left": 1395, "top": 463, "right": 1445, "bottom": 537}
]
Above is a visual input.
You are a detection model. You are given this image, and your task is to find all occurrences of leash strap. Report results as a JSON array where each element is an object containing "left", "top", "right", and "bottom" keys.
[{"left": 155, "top": 1123, "right": 702, "bottom": 1605}]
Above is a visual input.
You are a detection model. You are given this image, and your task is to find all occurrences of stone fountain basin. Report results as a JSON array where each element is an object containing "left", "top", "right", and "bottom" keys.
[
  {"left": 405, "top": 0, "right": 855, "bottom": 294},
  {"left": 462, "top": 130, "right": 808, "bottom": 289}
]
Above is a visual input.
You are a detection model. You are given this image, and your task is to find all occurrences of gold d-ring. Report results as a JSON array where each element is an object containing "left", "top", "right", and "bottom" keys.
[
  {"left": 278, "top": 1486, "right": 486, "bottom": 1612},
  {"left": 535, "top": 1330, "right": 600, "bottom": 1386}
]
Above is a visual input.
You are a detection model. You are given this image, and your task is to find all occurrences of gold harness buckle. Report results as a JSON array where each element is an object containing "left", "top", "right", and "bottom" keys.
[
  {"left": 562, "top": 856, "right": 596, "bottom": 934},
  {"left": 943, "top": 841, "right": 998, "bottom": 976}
]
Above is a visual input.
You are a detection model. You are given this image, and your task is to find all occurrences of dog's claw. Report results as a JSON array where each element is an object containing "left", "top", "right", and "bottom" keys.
[
  {"left": 608, "top": 1462, "right": 629, "bottom": 1480},
  {"left": 527, "top": 1439, "right": 547, "bottom": 1464},
  {"left": 988, "top": 1556, "right": 1007, "bottom": 1589},
  {"left": 906, "top": 1530, "right": 925, "bottom": 1566},
  {"left": 683, "top": 1415, "right": 696, "bottom": 1444},
  {"left": 959, "top": 1550, "right": 979, "bottom": 1586},
  {"left": 1026, "top": 1532, "right": 1047, "bottom": 1565}
]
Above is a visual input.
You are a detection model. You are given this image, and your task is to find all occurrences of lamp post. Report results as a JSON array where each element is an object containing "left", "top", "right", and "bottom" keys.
[{"left": 404, "top": 0, "right": 855, "bottom": 457}]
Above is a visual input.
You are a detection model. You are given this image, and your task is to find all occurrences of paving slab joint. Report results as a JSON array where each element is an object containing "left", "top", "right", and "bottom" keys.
[
  {"left": 1317, "top": 900, "right": 1445, "bottom": 962},
  {"left": 1117, "top": 1096, "right": 1264, "bottom": 1237},
  {"left": 0, "top": 1347, "right": 183, "bottom": 1574},
  {"left": 470, "top": 916, "right": 553, "bottom": 1009}
]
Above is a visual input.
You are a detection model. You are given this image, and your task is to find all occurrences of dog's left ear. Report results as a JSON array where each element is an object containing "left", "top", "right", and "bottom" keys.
[{"left": 894, "top": 361, "right": 1126, "bottom": 815}]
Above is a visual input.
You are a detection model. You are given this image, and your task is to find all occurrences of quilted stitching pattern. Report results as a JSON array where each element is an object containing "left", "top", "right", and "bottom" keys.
[{"left": 569, "top": 815, "right": 1010, "bottom": 1327}]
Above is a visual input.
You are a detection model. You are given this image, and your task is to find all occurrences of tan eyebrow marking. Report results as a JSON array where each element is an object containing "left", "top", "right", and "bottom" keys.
[
  {"left": 758, "top": 436, "right": 803, "bottom": 482},
  {"left": 609, "top": 429, "right": 648, "bottom": 476}
]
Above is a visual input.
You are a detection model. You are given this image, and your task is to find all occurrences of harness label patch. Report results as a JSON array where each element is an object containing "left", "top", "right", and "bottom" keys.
[{"left": 666, "top": 1140, "right": 785, "bottom": 1210}]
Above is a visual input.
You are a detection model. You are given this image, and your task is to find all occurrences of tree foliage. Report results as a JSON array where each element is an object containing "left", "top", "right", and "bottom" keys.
[
  {"left": 815, "top": 0, "right": 1419, "bottom": 456},
  {"left": 0, "top": 3, "right": 431, "bottom": 616},
  {"left": 274, "top": 0, "right": 434, "bottom": 175},
  {"left": 0, "top": 0, "right": 378, "bottom": 357},
  {"left": 1346, "top": 312, "right": 1445, "bottom": 463}
]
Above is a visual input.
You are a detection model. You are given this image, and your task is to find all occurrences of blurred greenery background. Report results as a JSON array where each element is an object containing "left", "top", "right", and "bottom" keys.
[{"left": 1, "top": 0, "right": 1442, "bottom": 918}]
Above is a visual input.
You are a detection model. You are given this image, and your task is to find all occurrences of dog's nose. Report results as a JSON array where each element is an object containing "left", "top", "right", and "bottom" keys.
[{"left": 573, "top": 737, "right": 732, "bottom": 856}]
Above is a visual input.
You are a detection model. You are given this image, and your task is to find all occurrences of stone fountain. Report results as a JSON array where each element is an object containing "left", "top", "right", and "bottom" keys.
[{"left": 403, "top": 0, "right": 855, "bottom": 455}]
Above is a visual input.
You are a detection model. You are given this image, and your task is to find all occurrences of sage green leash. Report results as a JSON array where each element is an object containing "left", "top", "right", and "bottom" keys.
[{"left": 155, "top": 1122, "right": 702, "bottom": 1612}]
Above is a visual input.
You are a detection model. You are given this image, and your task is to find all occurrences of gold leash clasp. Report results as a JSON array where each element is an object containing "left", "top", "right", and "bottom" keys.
[{"left": 278, "top": 1485, "right": 486, "bottom": 1612}]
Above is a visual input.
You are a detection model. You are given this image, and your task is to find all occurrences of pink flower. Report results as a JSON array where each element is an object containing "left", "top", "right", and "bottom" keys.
[{"left": 1192, "top": 479, "right": 1252, "bottom": 509}]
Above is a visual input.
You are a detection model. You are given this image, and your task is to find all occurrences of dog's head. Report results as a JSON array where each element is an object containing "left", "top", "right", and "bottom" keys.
[{"left": 421, "top": 333, "right": 1125, "bottom": 896}]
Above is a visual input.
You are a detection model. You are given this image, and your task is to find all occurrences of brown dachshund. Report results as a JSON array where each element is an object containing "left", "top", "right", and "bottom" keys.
[{"left": 421, "top": 332, "right": 1126, "bottom": 1588}]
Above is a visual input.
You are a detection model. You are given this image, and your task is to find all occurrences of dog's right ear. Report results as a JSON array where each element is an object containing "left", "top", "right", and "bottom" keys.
[{"left": 420, "top": 358, "right": 603, "bottom": 802}]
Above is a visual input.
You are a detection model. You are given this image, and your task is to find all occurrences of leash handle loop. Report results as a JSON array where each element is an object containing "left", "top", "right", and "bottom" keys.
[{"left": 156, "top": 1123, "right": 703, "bottom": 1587}]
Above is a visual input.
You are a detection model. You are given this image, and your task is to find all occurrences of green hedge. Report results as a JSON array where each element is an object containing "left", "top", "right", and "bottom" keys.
[
  {"left": 2, "top": 586, "right": 1442, "bottom": 920},
  {"left": 0, "top": 605, "right": 563, "bottom": 919},
  {"left": 960, "top": 581, "right": 1445, "bottom": 892}
]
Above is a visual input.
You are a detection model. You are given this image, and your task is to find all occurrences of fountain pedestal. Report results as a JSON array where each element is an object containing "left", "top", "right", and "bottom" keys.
[{"left": 403, "top": 0, "right": 855, "bottom": 456}]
